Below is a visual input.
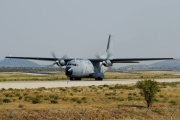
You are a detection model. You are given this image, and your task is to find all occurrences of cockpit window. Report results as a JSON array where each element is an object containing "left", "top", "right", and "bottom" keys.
[{"left": 67, "top": 63, "right": 78, "bottom": 66}]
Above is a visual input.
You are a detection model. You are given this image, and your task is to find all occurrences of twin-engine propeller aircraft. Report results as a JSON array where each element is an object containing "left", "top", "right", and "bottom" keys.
[{"left": 6, "top": 35, "right": 173, "bottom": 81}]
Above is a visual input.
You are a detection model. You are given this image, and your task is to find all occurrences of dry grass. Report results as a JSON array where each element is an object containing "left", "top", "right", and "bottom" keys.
[
  {"left": 105, "top": 71, "right": 180, "bottom": 79},
  {"left": 1, "top": 70, "right": 180, "bottom": 82},
  {"left": 0, "top": 82, "right": 180, "bottom": 119},
  {"left": 0, "top": 72, "right": 67, "bottom": 81}
]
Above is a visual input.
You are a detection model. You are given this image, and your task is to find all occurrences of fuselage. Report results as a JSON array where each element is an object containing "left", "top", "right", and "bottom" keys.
[{"left": 65, "top": 59, "right": 108, "bottom": 79}]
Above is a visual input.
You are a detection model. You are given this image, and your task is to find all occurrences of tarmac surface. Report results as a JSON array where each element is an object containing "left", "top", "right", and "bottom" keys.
[{"left": 0, "top": 79, "right": 180, "bottom": 89}]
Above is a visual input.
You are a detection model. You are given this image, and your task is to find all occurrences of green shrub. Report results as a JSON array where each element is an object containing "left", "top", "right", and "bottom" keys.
[
  {"left": 98, "top": 86, "right": 103, "bottom": 89},
  {"left": 62, "top": 97, "right": 69, "bottom": 101},
  {"left": 4, "top": 93, "right": 13, "bottom": 97},
  {"left": 117, "top": 97, "right": 124, "bottom": 101},
  {"left": 102, "top": 84, "right": 109, "bottom": 87},
  {"left": 159, "top": 95, "right": 164, "bottom": 98},
  {"left": 23, "top": 93, "right": 28, "bottom": 96},
  {"left": 108, "top": 97, "right": 116, "bottom": 100},
  {"left": 136, "top": 80, "right": 159, "bottom": 108},
  {"left": 122, "top": 85, "right": 136, "bottom": 90},
  {"left": 105, "top": 92, "right": 116, "bottom": 96},
  {"left": 36, "top": 95, "right": 43, "bottom": 99},
  {"left": 4, "top": 93, "right": 10, "bottom": 97},
  {"left": 15, "top": 93, "right": 20, "bottom": 97},
  {"left": 105, "top": 93, "right": 111, "bottom": 96},
  {"left": 0, "top": 99, "right": 2, "bottom": 105},
  {"left": 60, "top": 88, "right": 66, "bottom": 92},
  {"left": 37, "top": 87, "right": 46, "bottom": 91},
  {"left": 71, "top": 97, "right": 82, "bottom": 104},
  {"left": 76, "top": 99, "right": 82, "bottom": 104},
  {"left": 71, "top": 98, "right": 78, "bottom": 102},
  {"left": 53, "top": 95, "right": 59, "bottom": 100},
  {"left": 154, "top": 98, "right": 159, "bottom": 102},
  {"left": 3, "top": 98, "right": 11, "bottom": 103},
  {"left": 49, "top": 95, "right": 59, "bottom": 100},
  {"left": 24, "top": 96, "right": 32, "bottom": 102},
  {"left": 81, "top": 97, "right": 86, "bottom": 101},
  {"left": 72, "top": 88, "right": 78, "bottom": 92},
  {"left": 44, "top": 97, "right": 49, "bottom": 100},
  {"left": 50, "top": 100, "right": 58, "bottom": 104},
  {"left": 1, "top": 88, "right": 5, "bottom": 91},
  {"left": 133, "top": 92, "right": 137, "bottom": 96},
  {"left": 169, "top": 100, "right": 177, "bottom": 105},
  {"left": 127, "top": 96, "right": 133, "bottom": 101},
  {"left": 19, "top": 96, "right": 22, "bottom": 100},
  {"left": 32, "top": 98, "right": 40, "bottom": 104},
  {"left": 152, "top": 108, "right": 163, "bottom": 115},
  {"left": 19, "top": 104, "right": 23, "bottom": 108},
  {"left": 8, "top": 88, "right": 13, "bottom": 90}
]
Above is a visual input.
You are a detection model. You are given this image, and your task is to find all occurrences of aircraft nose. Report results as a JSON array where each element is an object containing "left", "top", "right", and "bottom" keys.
[{"left": 66, "top": 67, "right": 73, "bottom": 76}]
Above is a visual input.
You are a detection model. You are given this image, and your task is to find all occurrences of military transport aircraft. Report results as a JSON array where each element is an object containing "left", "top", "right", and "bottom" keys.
[{"left": 5, "top": 35, "right": 173, "bottom": 81}]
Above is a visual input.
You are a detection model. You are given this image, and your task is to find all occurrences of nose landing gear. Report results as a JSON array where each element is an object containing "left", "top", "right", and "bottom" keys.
[{"left": 70, "top": 77, "right": 81, "bottom": 81}]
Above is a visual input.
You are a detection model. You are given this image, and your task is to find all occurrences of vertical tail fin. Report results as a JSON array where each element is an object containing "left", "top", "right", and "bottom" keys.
[
  {"left": 100, "top": 34, "right": 114, "bottom": 59},
  {"left": 106, "top": 34, "right": 114, "bottom": 59},
  {"left": 107, "top": 34, "right": 112, "bottom": 49}
]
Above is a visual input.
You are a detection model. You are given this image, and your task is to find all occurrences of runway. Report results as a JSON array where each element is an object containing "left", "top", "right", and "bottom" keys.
[{"left": 0, "top": 79, "right": 180, "bottom": 89}]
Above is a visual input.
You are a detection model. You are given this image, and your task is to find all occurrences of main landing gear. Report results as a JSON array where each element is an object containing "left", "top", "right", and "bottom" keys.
[
  {"left": 69, "top": 77, "right": 103, "bottom": 81},
  {"left": 95, "top": 78, "right": 103, "bottom": 81}
]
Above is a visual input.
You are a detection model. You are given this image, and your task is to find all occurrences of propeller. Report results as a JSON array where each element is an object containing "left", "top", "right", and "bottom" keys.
[
  {"left": 48, "top": 52, "right": 68, "bottom": 67},
  {"left": 95, "top": 52, "right": 113, "bottom": 67}
]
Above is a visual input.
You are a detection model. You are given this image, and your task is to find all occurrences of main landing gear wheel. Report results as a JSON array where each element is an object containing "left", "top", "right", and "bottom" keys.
[
  {"left": 95, "top": 78, "right": 103, "bottom": 81},
  {"left": 70, "top": 77, "right": 81, "bottom": 81}
]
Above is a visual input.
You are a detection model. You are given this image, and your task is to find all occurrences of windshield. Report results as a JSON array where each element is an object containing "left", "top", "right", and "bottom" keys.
[{"left": 67, "top": 63, "right": 78, "bottom": 66}]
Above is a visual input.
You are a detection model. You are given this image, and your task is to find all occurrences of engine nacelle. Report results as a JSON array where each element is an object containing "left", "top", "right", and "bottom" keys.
[
  {"left": 56, "top": 60, "right": 66, "bottom": 66},
  {"left": 102, "top": 60, "right": 112, "bottom": 67},
  {"left": 60, "top": 60, "right": 66, "bottom": 66}
]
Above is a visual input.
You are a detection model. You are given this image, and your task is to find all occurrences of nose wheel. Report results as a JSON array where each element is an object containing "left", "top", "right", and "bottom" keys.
[{"left": 70, "top": 77, "right": 81, "bottom": 81}]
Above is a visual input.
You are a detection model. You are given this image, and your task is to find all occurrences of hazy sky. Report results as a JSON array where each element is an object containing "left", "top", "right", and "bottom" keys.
[{"left": 0, "top": 0, "right": 180, "bottom": 66}]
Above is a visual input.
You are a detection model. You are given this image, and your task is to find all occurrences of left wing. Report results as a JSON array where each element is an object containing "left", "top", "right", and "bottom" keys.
[{"left": 5, "top": 56, "right": 73, "bottom": 63}]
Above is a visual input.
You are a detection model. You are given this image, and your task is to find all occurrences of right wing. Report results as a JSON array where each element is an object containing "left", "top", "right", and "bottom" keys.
[
  {"left": 88, "top": 58, "right": 174, "bottom": 63},
  {"left": 111, "top": 58, "right": 174, "bottom": 63}
]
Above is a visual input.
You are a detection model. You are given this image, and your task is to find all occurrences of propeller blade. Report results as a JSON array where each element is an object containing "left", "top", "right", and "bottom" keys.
[
  {"left": 47, "top": 62, "right": 56, "bottom": 68},
  {"left": 95, "top": 53, "right": 102, "bottom": 59},
  {"left": 62, "top": 54, "right": 68, "bottom": 59},
  {"left": 107, "top": 52, "right": 113, "bottom": 59},
  {"left": 51, "top": 51, "right": 57, "bottom": 58},
  {"left": 51, "top": 51, "right": 68, "bottom": 59}
]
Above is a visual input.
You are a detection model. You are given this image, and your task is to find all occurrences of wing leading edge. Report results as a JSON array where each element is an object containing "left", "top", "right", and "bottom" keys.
[{"left": 5, "top": 56, "right": 173, "bottom": 63}]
